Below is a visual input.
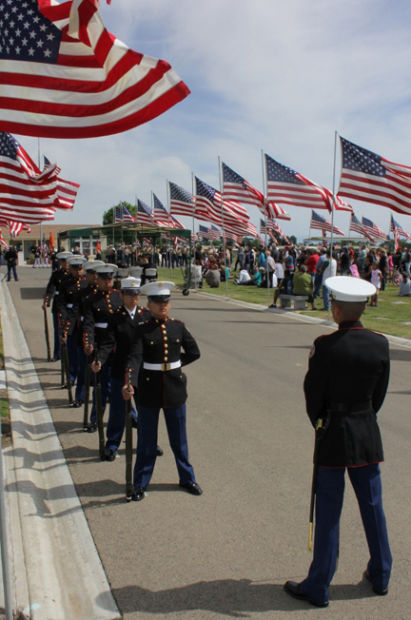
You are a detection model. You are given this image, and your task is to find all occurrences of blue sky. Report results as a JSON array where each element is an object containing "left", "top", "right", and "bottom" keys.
[{"left": 18, "top": 0, "right": 411, "bottom": 240}]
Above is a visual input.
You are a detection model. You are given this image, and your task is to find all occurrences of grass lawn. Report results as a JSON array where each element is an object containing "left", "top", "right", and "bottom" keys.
[{"left": 158, "top": 268, "right": 411, "bottom": 340}]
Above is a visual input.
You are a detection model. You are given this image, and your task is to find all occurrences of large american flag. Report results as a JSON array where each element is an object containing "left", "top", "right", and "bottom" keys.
[
  {"left": 310, "top": 210, "right": 344, "bottom": 236},
  {"left": 168, "top": 181, "right": 194, "bottom": 218},
  {"left": 114, "top": 203, "right": 135, "bottom": 223},
  {"left": 153, "top": 193, "right": 173, "bottom": 227},
  {"left": 136, "top": 199, "right": 154, "bottom": 226},
  {"left": 390, "top": 214, "right": 410, "bottom": 240},
  {"left": 0, "top": 0, "right": 190, "bottom": 139},
  {"left": 194, "top": 176, "right": 249, "bottom": 226},
  {"left": 349, "top": 213, "right": 366, "bottom": 237},
  {"left": 362, "top": 216, "right": 387, "bottom": 240},
  {"left": 44, "top": 156, "right": 79, "bottom": 209},
  {"left": 338, "top": 137, "right": 411, "bottom": 216},
  {"left": 265, "top": 153, "right": 333, "bottom": 211},
  {"left": 0, "top": 132, "right": 56, "bottom": 223}
]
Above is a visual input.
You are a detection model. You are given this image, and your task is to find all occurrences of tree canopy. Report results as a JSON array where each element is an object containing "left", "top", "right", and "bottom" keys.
[{"left": 102, "top": 201, "right": 136, "bottom": 225}]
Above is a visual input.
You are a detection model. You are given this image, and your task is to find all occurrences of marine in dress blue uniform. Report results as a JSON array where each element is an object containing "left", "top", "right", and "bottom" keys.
[
  {"left": 82, "top": 263, "right": 121, "bottom": 431},
  {"left": 92, "top": 277, "right": 151, "bottom": 460},
  {"left": 43, "top": 251, "right": 72, "bottom": 361},
  {"left": 123, "top": 281, "right": 202, "bottom": 501},
  {"left": 57, "top": 255, "right": 87, "bottom": 403},
  {"left": 284, "top": 276, "right": 392, "bottom": 607}
]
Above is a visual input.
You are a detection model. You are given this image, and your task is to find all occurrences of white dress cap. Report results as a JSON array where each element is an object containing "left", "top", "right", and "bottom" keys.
[
  {"left": 56, "top": 251, "right": 73, "bottom": 260},
  {"left": 140, "top": 280, "right": 175, "bottom": 298},
  {"left": 67, "top": 255, "right": 86, "bottom": 267},
  {"left": 325, "top": 276, "right": 376, "bottom": 302},
  {"left": 84, "top": 259, "right": 105, "bottom": 272},
  {"left": 95, "top": 263, "right": 119, "bottom": 275},
  {"left": 121, "top": 277, "right": 141, "bottom": 291}
]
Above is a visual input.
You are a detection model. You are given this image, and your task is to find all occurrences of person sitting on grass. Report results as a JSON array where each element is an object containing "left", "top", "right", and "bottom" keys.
[
  {"left": 398, "top": 270, "right": 411, "bottom": 296},
  {"left": 292, "top": 264, "right": 316, "bottom": 310},
  {"left": 239, "top": 266, "right": 263, "bottom": 286}
]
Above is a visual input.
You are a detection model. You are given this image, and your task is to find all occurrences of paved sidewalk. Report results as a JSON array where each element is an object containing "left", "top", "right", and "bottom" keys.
[{"left": 0, "top": 279, "right": 120, "bottom": 619}]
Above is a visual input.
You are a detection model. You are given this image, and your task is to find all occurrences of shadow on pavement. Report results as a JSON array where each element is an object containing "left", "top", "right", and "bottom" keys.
[{"left": 109, "top": 579, "right": 375, "bottom": 616}]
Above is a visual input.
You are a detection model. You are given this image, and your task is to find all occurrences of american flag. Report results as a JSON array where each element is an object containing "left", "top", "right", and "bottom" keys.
[
  {"left": 272, "top": 220, "right": 290, "bottom": 244},
  {"left": 265, "top": 153, "right": 333, "bottom": 211},
  {"left": 170, "top": 214, "right": 184, "bottom": 229},
  {"left": 194, "top": 176, "right": 249, "bottom": 226},
  {"left": 221, "top": 162, "right": 264, "bottom": 210},
  {"left": 338, "top": 137, "right": 411, "bottom": 216},
  {"left": 267, "top": 201, "right": 291, "bottom": 220},
  {"left": 361, "top": 217, "right": 387, "bottom": 240},
  {"left": 349, "top": 213, "right": 366, "bottom": 237},
  {"left": 153, "top": 193, "right": 173, "bottom": 227},
  {"left": 310, "top": 210, "right": 344, "bottom": 236},
  {"left": 168, "top": 181, "right": 194, "bottom": 218},
  {"left": 44, "top": 157, "right": 79, "bottom": 210},
  {"left": 114, "top": 203, "right": 135, "bottom": 223},
  {"left": 136, "top": 199, "right": 154, "bottom": 226},
  {"left": 0, "top": 132, "right": 56, "bottom": 223},
  {"left": 198, "top": 224, "right": 221, "bottom": 240},
  {"left": 0, "top": 230, "right": 8, "bottom": 250},
  {"left": 390, "top": 214, "right": 410, "bottom": 239},
  {"left": 0, "top": 0, "right": 190, "bottom": 139}
]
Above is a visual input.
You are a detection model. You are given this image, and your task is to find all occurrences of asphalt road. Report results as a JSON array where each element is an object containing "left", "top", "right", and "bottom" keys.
[{"left": 6, "top": 266, "right": 411, "bottom": 619}]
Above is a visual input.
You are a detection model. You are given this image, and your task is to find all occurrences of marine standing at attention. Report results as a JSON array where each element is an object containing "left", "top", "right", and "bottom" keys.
[
  {"left": 284, "top": 276, "right": 392, "bottom": 608},
  {"left": 122, "top": 281, "right": 202, "bottom": 502}
]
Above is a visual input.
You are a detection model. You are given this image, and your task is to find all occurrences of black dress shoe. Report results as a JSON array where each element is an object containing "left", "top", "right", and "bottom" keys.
[
  {"left": 131, "top": 487, "right": 146, "bottom": 501},
  {"left": 103, "top": 447, "right": 116, "bottom": 462},
  {"left": 364, "top": 571, "right": 388, "bottom": 595},
  {"left": 179, "top": 481, "right": 203, "bottom": 495},
  {"left": 71, "top": 399, "right": 83, "bottom": 408},
  {"left": 283, "top": 581, "right": 328, "bottom": 607},
  {"left": 156, "top": 445, "right": 164, "bottom": 456},
  {"left": 85, "top": 423, "right": 97, "bottom": 433}
]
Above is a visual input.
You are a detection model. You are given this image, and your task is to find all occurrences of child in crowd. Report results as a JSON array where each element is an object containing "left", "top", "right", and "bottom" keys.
[{"left": 369, "top": 262, "right": 382, "bottom": 306}]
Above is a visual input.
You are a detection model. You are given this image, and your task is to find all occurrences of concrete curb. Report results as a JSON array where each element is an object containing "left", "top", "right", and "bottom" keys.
[
  {"left": 0, "top": 282, "right": 120, "bottom": 619},
  {"left": 194, "top": 289, "right": 411, "bottom": 348}
]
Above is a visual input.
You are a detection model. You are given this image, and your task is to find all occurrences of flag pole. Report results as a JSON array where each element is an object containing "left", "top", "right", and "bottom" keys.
[
  {"left": 328, "top": 130, "right": 338, "bottom": 321},
  {"left": 218, "top": 156, "right": 229, "bottom": 298},
  {"left": 261, "top": 149, "right": 271, "bottom": 304},
  {"left": 166, "top": 180, "right": 173, "bottom": 280}
]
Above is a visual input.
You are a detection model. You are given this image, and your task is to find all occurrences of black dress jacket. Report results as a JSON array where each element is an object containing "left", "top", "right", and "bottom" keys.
[
  {"left": 97, "top": 305, "right": 151, "bottom": 380},
  {"left": 304, "top": 320, "right": 390, "bottom": 467},
  {"left": 127, "top": 317, "right": 200, "bottom": 408}
]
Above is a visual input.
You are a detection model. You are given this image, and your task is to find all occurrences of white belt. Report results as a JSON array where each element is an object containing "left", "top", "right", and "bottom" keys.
[
  {"left": 66, "top": 303, "right": 73, "bottom": 308},
  {"left": 143, "top": 361, "right": 181, "bottom": 371},
  {"left": 95, "top": 322, "right": 108, "bottom": 329}
]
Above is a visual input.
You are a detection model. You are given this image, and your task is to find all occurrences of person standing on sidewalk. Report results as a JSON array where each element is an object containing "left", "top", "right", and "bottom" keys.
[
  {"left": 284, "top": 276, "right": 392, "bottom": 608},
  {"left": 5, "top": 244, "right": 18, "bottom": 281}
]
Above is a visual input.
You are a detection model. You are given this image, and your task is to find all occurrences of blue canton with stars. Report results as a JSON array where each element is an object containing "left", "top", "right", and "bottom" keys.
[
  {"left": 0, "top": 132, "right": 19, "bottom": 158},
  {"left": 265, "top": 154, "right": 304, "bottom": 185},
  {"left": 195, "top": 177, "right": 217, "bottom": 202},
  {"left": 222, "top": 163, "right": 246, "bottom": 187},
  {"left": 341, "top": 137, "right": 386, "bottom": 177},
  {"left": 169, "top": 182, "right": 193, "bottom": 205},
  {"left": 0, "top": 0, "right": 61, "bottom": 63}
]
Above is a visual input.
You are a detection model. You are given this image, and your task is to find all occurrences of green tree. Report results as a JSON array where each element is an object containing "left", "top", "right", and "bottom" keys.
[{"left": 102, "top": 201, "right": 136, "bottom": 225}]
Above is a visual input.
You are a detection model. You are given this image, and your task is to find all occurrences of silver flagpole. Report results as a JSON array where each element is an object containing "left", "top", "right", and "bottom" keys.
[
  {"left": 328, "top": 130, "right": 339, "bottom": 321},
  {"left": 166, "top": 180, "right": 173, "bottom": 280},
  {"left": 261, "top": 150, "right": 271, "bottom": 305},
  {"left": 218, "top": 157, "right": 229, "bottom": 298}
]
